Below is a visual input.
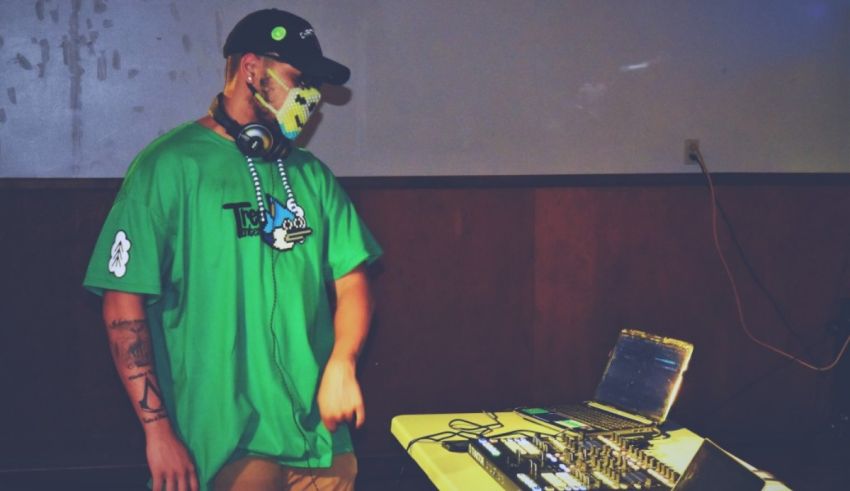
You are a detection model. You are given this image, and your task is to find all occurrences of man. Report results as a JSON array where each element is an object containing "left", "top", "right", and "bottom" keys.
[{"left": 83, "top": 9, "right": 381, "bottom": 491}]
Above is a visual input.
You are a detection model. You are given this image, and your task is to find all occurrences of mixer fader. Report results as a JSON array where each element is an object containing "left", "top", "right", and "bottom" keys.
[{"left": 467, "top": 431, "right": 679, "bottom": 490}]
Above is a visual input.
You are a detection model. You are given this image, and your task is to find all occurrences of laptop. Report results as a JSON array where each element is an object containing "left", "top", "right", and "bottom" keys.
[
  {"left": 672, "top": 438, "right": 764, "bottom": 491},
  {"left": 517, "top": 329, "right": 694, "bottom": 436}
]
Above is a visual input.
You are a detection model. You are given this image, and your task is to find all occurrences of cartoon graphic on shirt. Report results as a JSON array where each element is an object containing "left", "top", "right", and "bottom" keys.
[{"left": 262, "top": 194, "right": 312, "bottom": 250}]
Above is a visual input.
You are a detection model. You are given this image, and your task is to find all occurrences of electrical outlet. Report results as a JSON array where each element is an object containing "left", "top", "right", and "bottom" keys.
[{"left": 684, "top": 139, "right": 700, "bottom": 165}]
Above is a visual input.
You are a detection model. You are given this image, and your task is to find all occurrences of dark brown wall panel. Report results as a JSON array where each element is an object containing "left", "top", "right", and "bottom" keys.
[
  {"left": 532, "top": 186, "right": 713, "bottom": 404},
  {"left": 0, "top": 183, "right": 146, "bottom": 469},
  {"left": 347, "top": 187, "right": 536, "bottom": 453},
  {"left": 1, "top": 177, "right": 848, "bottom": 475},
  {"left": 532, "top": 183, "right": 848, "bottom": 442}
]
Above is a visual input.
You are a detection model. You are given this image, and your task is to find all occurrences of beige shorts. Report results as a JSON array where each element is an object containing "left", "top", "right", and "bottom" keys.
[{"left": 213, "top": 452, "right": 357, "bottom": 491}]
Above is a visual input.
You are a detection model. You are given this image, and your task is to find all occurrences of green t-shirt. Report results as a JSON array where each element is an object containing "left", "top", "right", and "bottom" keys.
[{"left": 83, "top": 122, "right": 382, "bottom": 489}]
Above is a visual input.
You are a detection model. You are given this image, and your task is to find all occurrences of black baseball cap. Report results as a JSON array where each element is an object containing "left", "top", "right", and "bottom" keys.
[{"left": 223, "top": 9, "right": 350, "bottom": 85}]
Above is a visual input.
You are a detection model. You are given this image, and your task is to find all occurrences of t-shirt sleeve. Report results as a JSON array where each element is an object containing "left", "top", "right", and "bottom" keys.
[
  {"left": 319, "top": 164, "right": 382, "bottom": 280},
  {"left": 83, "top": 153, "right": 174, "bottom": 298}
]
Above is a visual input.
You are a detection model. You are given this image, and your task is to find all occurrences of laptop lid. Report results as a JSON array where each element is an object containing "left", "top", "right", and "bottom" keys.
[{"left": 592, "top": 329, "right": 694, "bottom": 424}]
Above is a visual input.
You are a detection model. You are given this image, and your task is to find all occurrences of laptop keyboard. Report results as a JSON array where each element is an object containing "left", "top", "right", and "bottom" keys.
[{"left": 555, "top": 403, "right": 641, "bottom": 430}]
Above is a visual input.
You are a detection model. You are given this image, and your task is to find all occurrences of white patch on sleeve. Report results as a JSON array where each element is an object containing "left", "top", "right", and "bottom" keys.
[{"left": 109, "top": 230, "right": 132, "bottom": 278}]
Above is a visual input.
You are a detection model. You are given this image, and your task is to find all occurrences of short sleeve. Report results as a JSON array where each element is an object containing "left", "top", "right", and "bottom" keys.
[
  {"left": 83, "top": 195, "right": 169, "bottom": 298},
  {"left": 319, "top": 166, "right": 382, "bottom": 280},
  {"left": 82, "top": 139, "right": 180, "bottom": 299}
]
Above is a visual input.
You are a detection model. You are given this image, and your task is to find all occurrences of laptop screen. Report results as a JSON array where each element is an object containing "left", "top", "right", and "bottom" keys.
[{"left": 593, "top": 330, "right": 693, "bottom": 423}]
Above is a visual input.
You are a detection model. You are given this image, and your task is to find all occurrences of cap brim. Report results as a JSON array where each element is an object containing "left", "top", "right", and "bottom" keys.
[
  {"left": 265, "top": 52, "right": 351, "bottom": 85},
  {"left": 302, "top": 57, "right": 350, "bottom": 85}
]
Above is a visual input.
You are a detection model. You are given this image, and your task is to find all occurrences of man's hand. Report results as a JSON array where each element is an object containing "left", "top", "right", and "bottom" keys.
[
  {"left": 316, "top": 355, "right": 365, "bottom": 432},
  {"left": 319, "top": 265, "right": 372, "bottom": 432},
  {"left": 146, "top": 426, "right": 199, "bottom": 491}
]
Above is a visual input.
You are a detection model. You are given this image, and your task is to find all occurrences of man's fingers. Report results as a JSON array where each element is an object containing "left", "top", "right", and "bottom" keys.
[
  {"left": 323, "top": 415, "right": 338, "bottom": 432},
  {"left": 177, "top": 471, "right": 188, "bottom": 491},
  {"left": 189, "top": 468, "right": 200, "bottom": 491},
  {"left": 355, "top": 404, "right": 366, "bottom": 429},
  {"left": 321, "top": 398, "right": 367, "bottom": 431},
  {"left": 152, "top": 473, "right": 163, "bottom": 491}
]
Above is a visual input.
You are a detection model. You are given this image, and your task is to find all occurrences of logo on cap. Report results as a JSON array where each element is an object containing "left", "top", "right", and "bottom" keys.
[{"left": 271, "top": 26, "right": 287, "bottom": 41}]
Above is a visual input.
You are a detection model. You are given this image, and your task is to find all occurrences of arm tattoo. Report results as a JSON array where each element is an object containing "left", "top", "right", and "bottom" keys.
[
  {"left": 109, "top": 318, "right": 152, "bottom": 369},
  {"left": 109, "top": 321, "right": 168, "bottom": 424},
  {"left": 139, "top": 374, "right": 165, "bottom": 415},
  {"left": 129, "top": 370, "right": 168, "bottom": 423}
]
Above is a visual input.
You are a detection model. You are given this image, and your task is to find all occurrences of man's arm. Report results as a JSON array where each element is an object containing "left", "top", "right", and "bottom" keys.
[
  {"left": 316, "top": 265, "right": 374, "bottom": 432},
  {"left": 103, "top": 291, "right": 199, "bottom": 491}
]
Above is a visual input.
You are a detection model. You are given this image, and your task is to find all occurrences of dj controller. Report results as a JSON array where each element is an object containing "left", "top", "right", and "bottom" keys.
[{"left": 468, "top": 431, "right": 679, "bottom": 490}]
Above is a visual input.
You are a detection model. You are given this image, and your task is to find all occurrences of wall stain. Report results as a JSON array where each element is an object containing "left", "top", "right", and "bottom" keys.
[
  {"left": 86, "top": 18, "right": 93, "bottom": 29},
  {"left": 182, "top": 34, "right": 192, "bottom": 53},
  {"left": 128, "top": 68, "right": 139, "bottom": 79},
  {"left": 86, "top": 31, "right": 99, "bottom": 56},
  {"left": 50, "top": 9, "right": 59, "bottom": 23},
  {"left": 68, "top": 0, "right": 84, "bottom": 161},
  {"left": 97, "top": 51, "right": 107, "bottom": 80},
  {"left": 103, "top": 19, "right": 113, "bottom": 28},
  {"left": 170, "top": 2, "right": 181, "bottom": 22},
  {"left": 168, "top": 70, "right": 177, "bottom": 81},
  {"left": 7, "top": 88, "right": 16, "bottom": 104},
  {"left": 133, "top": 106, "right": 144, "bottom": 113},
  {"left": 94, "top": 0, "right": 107, "bottom": 14},
  {"left": 61, "top": 36, "right": 69, "bottom": 66},
  {"left": 35, "top": 0, "right": 45, "bottom": 21},
  {"left": 112, "top": 50, "right": 121, "bottom": 70},
  {"left": 16, "top": 54, "right": 33, "bottom": 70},
  {"left": 37, "top": 39, "right": 50, "bottom": 78},
  {"left": 0, "top": 108, "right": 6, "bottom": 123},
  {"left": 215, "top": 10, "right": 223, "bottom": 50},
  {"left": 0, "top": 36, "right": 4, "bottom": 49}
]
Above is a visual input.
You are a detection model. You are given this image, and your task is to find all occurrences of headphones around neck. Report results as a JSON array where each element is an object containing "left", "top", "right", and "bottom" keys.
[{"left": 209, "top": 93, "right": 290, "bottom": 160}]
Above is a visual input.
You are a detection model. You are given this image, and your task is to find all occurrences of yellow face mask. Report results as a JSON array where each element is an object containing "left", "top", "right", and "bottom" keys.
[{"left": 253, "top": 68, "right": 321, "bottom": 140}]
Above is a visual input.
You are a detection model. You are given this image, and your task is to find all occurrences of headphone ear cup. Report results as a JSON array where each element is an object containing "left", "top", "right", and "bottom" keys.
[
  {"left": 266, "top": 133, "right": 291, "bottom": 160},
  {"left": 210, "top": 93, "right": 290, "bottom": 160},
  {"left": 236, "top": 124, "right": 273, "bottom": 158}
]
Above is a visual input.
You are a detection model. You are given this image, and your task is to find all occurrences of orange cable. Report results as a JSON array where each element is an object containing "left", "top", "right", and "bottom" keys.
[{"left": 696, "top": 149, "right": 850, "bottom": 371}]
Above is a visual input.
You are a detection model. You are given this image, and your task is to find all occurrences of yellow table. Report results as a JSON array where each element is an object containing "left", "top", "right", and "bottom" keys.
[{"left": 391, "top": 412, "right": 788, "bottom": 490}]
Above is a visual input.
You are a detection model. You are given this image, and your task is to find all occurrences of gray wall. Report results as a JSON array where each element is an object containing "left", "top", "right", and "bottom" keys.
[{"left": 0, "top": 0, "right": 848, "bottom": 177}]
